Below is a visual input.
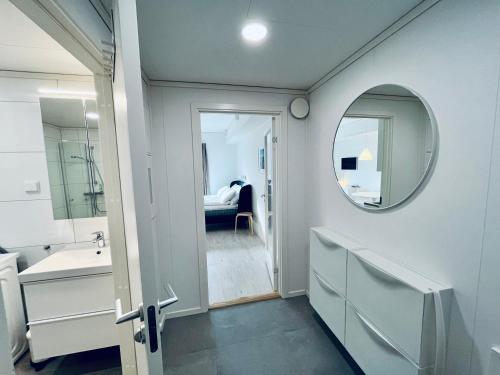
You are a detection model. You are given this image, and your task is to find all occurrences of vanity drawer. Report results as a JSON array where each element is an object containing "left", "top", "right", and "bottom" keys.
[
  {"left": 23, "top": 273, "right": 115, "bottom": 321},
  {"left": 345, "top": 303, "right": 432, "bottom": 375},
  {"left": 27, "top": 310, "right": 118, "bottom": 361},
  {"left": 309, "top": 267, "right": 346, "bottom": 343},
  {"left": 347, "top": 252, "right": 435, "bottom": 367},
  {"left": 310, "top": 228, "right": 349, "bottom": 295}
]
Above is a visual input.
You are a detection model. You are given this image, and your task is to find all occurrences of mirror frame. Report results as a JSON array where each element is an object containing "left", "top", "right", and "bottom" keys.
[{"left": 331, "top": 84, "right": 439, "bottom": 212}]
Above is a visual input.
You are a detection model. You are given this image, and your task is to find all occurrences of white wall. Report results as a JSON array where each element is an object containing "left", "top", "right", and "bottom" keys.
[
  {"left": 0, "top": 73, "right": 108, "bottom": 270},
  {"left": 201, "top": 132, "right": 238, "bottom": 194},
  {"left": 306, "top": 1, "right": 500, "bottom": 374},
  {"left": 234, "top": 120, "right": 271, "bottom": 240},
  {"left": 148, "top": 84, "right": 307, "bottom": 316}
]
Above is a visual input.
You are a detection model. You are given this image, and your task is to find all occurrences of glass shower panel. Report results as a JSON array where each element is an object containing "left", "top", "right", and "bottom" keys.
[
  {"left": 60, "top": 141, "right": 92, "bottom": 219},
  {"left": 41, "top": 98, "right": 107, "bottom": 220}
]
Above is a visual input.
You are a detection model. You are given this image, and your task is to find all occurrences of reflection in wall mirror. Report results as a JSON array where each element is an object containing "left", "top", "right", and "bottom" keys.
[
  {"left": 332, "top": 85, "right": 436, "bottom": 210},
  {"left": 40, "top": 98, "right": 106, "bottom": 219}
]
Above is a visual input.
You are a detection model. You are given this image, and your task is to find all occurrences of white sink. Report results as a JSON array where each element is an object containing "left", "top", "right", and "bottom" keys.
[{"left": 18, "top": 247, "right": 112, "bottom": 283}]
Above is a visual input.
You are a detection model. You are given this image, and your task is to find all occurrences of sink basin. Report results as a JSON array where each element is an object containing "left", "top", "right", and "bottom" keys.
[{"left": 19, "top": 247, "right": 112, "bottom": 283}]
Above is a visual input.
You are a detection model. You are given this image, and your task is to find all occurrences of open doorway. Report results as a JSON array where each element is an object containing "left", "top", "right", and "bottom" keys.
[{"left": 198, "top": 112, "right": 280, "bottom": 307}]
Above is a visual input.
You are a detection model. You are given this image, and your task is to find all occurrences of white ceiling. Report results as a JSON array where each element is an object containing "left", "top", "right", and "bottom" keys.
[
  {"left": 0, "top": 1, "right": 91, "bottom": 75},
  {"left": 137, "top": 0, "right": 422, "bottom": 89},
  {"left": 201, "top": 112, "right": 271, "bottom": 143},
  {"left": 201, "top": 113, "right": 238, "bottom": 133}
]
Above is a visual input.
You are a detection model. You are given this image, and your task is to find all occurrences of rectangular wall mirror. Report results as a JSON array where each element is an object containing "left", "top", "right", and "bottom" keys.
[{"left": 40, "top": 98, "right": 106, "bottom": 220}]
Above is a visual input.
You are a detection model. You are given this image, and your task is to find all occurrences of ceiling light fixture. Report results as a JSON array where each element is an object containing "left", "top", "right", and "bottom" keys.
[
  {"left": 241, "top": 22, "right": 268, "bottom": 44},
  {"left": 359, "top": 148, "right": 374, "bottom": 161},
  {"left": 37, "top": 88, "right": 97, "bottom": 99},
  {"left": 86, "top": 112, "right": 99, "bottom": 120}
]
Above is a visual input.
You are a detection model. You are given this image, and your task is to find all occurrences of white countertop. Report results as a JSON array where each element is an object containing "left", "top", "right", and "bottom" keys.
[{"left": 19, "top": 247, "right": 112, "bottom": 283}]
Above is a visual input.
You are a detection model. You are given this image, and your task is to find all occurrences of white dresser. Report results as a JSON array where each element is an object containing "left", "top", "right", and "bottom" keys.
[
  {"left": 309, "top": 227, "right": 452, "bottom": 375},
  {"left": 18, "top": 248, "right": 118, "bottom": 363}
]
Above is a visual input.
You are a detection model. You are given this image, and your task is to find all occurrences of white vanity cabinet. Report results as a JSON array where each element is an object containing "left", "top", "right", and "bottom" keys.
[
  {"left": 0, "top": 253, "right": 28, "bottom": 364},
  {"left": 19, "top": 248, "right": 118, "bottom": 363},
  {"left": 309, "top": 227, "right": 452, "bottom": 375}
]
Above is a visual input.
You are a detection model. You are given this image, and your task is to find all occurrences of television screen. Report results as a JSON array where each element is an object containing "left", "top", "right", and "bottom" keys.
[{"left": 341, "top": 157, "right": 357, "bottom": 170}]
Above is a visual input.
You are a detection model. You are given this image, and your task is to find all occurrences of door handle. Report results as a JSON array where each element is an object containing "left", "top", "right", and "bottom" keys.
[
  {"left": 115, "top": 298, "right": 143, "bottom": 324},
  {"left": 115, "top": 284, "right": 178, "bottom": 325},
  {"left": 158, "top": 283, "right": 178, "bottom": 311}
]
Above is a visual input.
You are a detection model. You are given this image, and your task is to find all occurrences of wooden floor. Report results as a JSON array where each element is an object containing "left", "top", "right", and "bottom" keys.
[{"left": 206, "top": 228, "right": 273, "bottom": 306}]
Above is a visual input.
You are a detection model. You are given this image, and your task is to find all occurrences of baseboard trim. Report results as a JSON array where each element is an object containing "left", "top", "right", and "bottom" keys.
[
  {"left": 209, "top": 292, "right": 280, "bottom": 310},
  {"left": 165, "top": 306, "right": 205, "bottom": 319},
  {"left": 284, "top": 289, "right": 307, "bottom": 298}
]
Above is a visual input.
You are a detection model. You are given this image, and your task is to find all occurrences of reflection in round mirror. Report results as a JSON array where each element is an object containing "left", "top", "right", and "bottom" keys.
[{"left": 332, "top": 85, "right": 436, "bottom": 210}]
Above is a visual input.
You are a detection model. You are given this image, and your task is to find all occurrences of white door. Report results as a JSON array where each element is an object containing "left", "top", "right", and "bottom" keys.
[
  {"left": 264, "top": 118, "right": 278, "bottom": 290},
  {"left": 111, "top": 1, "right": 175, "bottom": 373}
]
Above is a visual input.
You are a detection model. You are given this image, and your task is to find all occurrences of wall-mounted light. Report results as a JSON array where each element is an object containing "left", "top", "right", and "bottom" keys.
[
  {"left": 359, "top": 148, "right": 373, "bottom": 161},
  {"left": 241, "top": 22, "right": 268, "bottom": 44},
  {"left": 37, "top": 88, "right": 96, "bottom": 99},
  {"left": 86, "top": 112, "right": 99, "bottom": 120}
]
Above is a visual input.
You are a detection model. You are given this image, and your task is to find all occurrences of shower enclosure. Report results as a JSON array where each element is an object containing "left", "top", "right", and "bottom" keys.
[{"left": 41, "top": 98, "right": 106, "bottom": 220}]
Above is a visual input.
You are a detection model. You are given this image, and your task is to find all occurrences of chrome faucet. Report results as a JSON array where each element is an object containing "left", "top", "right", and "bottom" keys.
[{"left": 93, "top": 231, "right": 106, "bottom": 249}]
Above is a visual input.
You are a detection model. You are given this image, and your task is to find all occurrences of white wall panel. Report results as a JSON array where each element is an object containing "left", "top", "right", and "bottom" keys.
[
  {"left": 0, "top": 77, "right": 55, "bottom": 102},
  {"left": 470, "top": 41, "right": 500, "bottom": 374},
  {"left": 0, "top": 200, "right": 75, "bottom": 248},
  {"left": 148, "top": 84, "right": 307, "bottom": 314},
  {"left": 0, "top": 153, "right": 50, "bottom": 201},
  {"left": 306, "top": 1, "right": 500, "bottom": 374},
  {"left": 0, "top": 101, "right": 44, "bottom": 152}
]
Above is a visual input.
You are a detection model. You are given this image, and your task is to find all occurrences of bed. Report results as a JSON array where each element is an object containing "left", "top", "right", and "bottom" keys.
[{"left": 204, "top": 180, "right": 252, "bottom": 228}]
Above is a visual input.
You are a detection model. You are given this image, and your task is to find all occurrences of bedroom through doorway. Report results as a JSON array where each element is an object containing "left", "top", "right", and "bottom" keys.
[{"left": 199, "top": 112, "right": 279, "bottom": 307}]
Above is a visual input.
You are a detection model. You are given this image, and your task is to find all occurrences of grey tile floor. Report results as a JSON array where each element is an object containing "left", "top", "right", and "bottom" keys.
[{"left": 15, "top": 297, "right": 363, "bottom": 375}]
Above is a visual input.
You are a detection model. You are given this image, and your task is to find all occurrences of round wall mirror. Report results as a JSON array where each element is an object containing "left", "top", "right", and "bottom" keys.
[{"left": 332, "top": 84, "right": 437, "bottom": 210}]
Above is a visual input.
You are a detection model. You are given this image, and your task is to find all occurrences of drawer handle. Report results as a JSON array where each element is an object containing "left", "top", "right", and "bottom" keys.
[
  {"left": 28, "top": 309, "right": 115, "bottom": 326},
  {"left": 314, "top": 231, "right": 342, "bottom": 249},
  {"left": 312, "top": 270, "right": 343, "bottom": 297},
  {"left": 353, "top": 307, "right": 417, "bottom": 366},
  {"left": 352, "top": 253, "right": 410, "bottom": 289}
]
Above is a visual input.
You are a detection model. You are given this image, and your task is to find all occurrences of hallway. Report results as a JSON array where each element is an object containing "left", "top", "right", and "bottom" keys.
[{"left": 15, "top": 297, "right": 362, "bottom": 375}]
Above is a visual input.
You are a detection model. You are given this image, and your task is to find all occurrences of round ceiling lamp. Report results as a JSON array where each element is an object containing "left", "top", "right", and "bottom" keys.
[{"left": 241, "top": 22, "right": 268, "bottom": 44}]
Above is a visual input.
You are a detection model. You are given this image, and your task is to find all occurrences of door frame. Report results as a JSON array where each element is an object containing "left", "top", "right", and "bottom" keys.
[
  {"left": 263, "top": 126, "right": 278, "bottom": 289},
  {"left": 342, "top": 113, "right": 393, "bottom": 208},
  {"left": 190, "top": 103, "right": 289, "bottom": 310},
  {"left": 10, "top": 1, "right": 139, "bottom": 373}
]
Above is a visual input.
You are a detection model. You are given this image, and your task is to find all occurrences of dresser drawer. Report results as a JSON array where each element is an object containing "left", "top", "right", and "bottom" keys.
[
  {"left": 347, "top": 251, "right": 436, "bottom": 367},
  {"left": 345, "top": 303, "right": 432, "bottom": 375},
  {"left": 310, "top": 228, "right": 352, "bottom": 296},
  {"left": 23, "top": 273, "right": 114, "bottom": 321},
  {"left": 27, "top": 310, "right": 118, "bottom": 361},
  {"left": 309, "top": 267, "right": 346, "bottom": 343}
]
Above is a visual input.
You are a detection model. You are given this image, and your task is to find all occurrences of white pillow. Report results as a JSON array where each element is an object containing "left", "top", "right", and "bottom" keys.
[
  {"left": 216, "top": 186, "right": 230, "bottom": 198},
  {"left": 231, "top": 184, "right": 242, "bottom": 194},
  {"left": 229, "top": 194, "right": 239, "bottom": 205},
  {"left": 219, "top": 188, "right": 236, "bottom": 204}
]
